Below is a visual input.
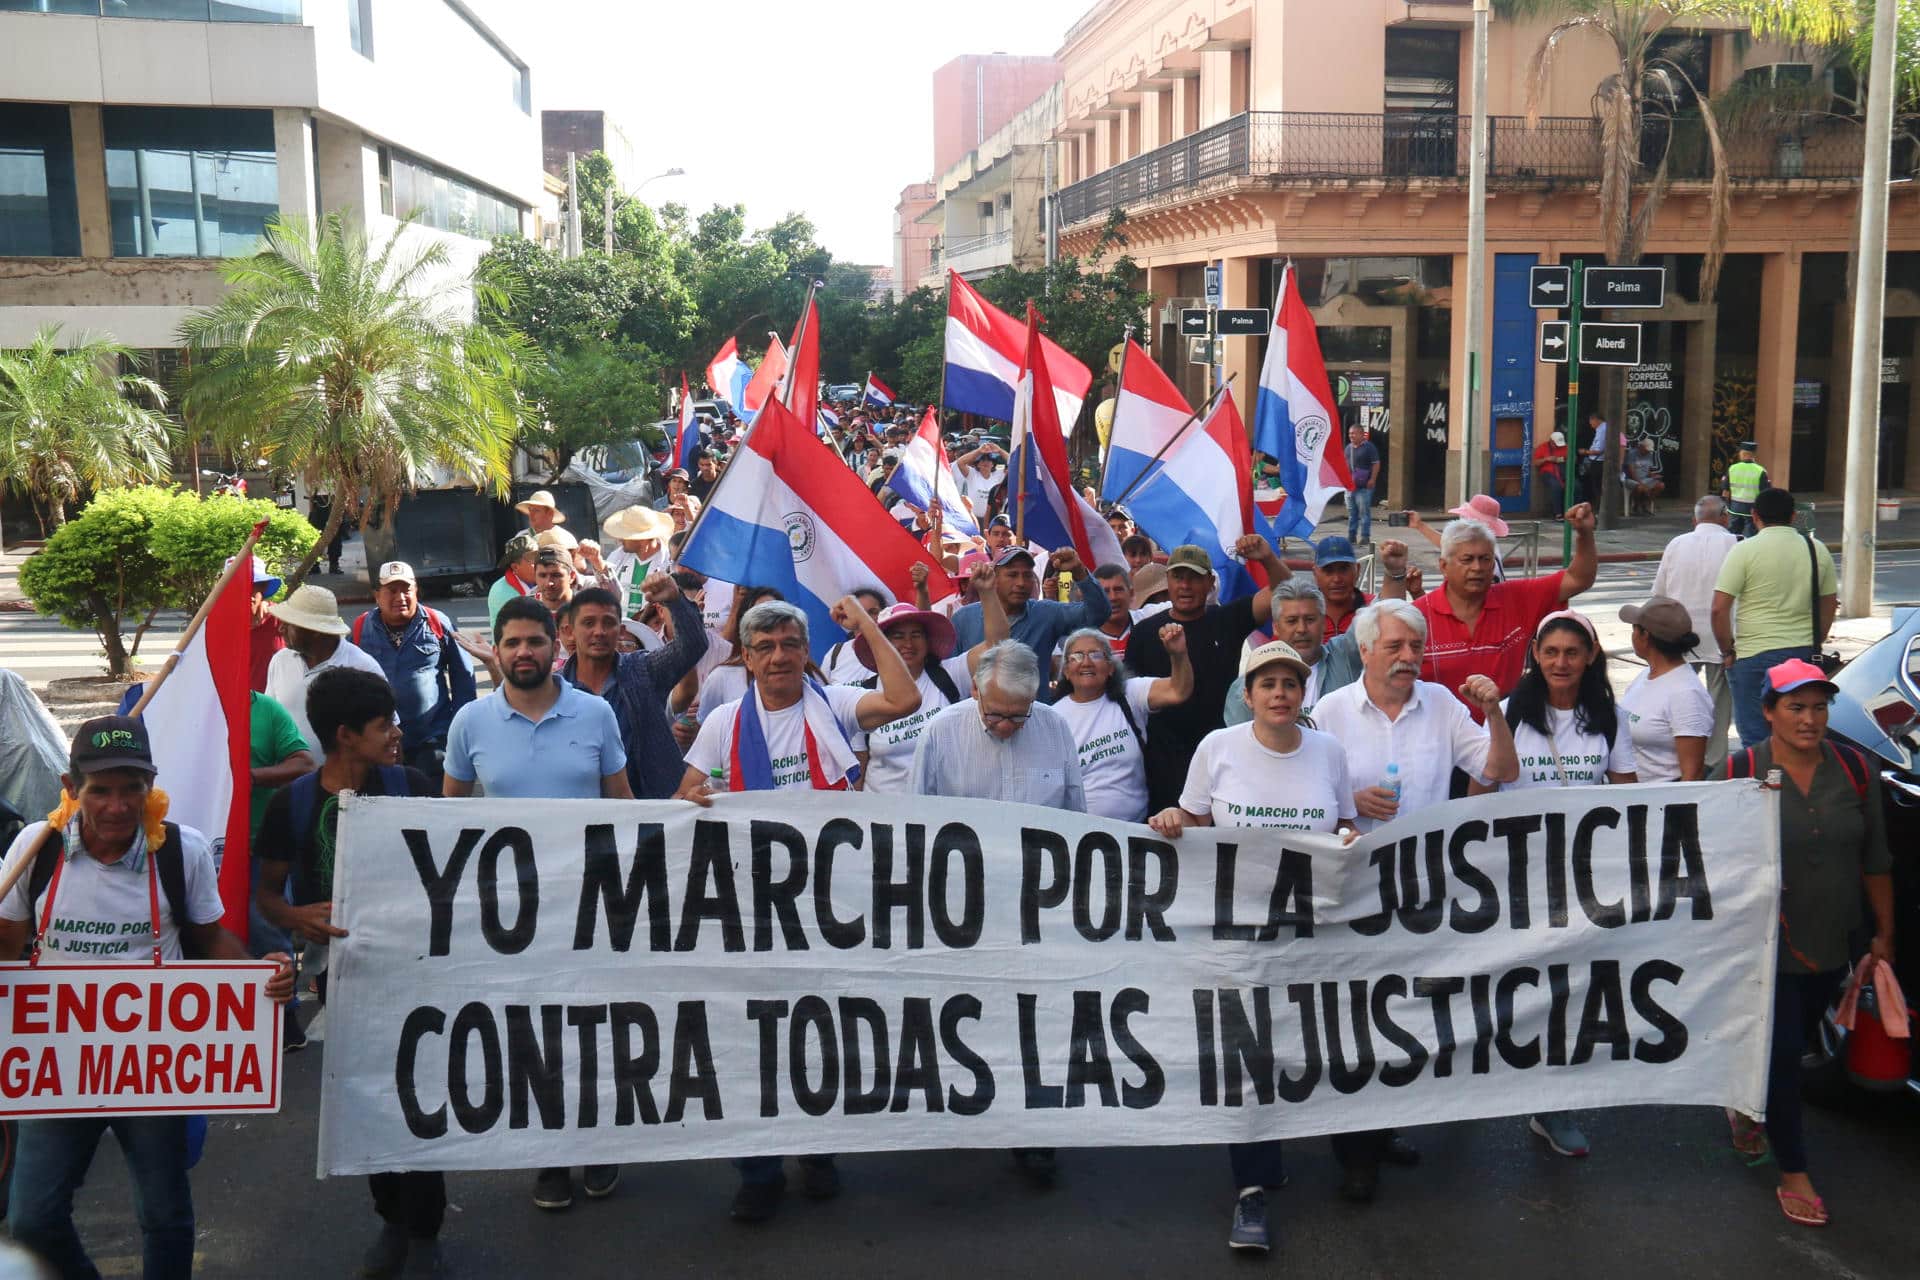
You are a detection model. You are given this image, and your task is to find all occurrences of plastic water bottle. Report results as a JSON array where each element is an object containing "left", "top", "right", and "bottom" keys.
[{"left": 1382, "top": 763, "right": 1402, "bottom": 804}]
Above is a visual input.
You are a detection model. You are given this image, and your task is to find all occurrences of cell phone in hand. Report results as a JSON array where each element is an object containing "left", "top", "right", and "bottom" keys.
[{"left": 1386, "top": 511, "right": 1411, "bottom": 528}]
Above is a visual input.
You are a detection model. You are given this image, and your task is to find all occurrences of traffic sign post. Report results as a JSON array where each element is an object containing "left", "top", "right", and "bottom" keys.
[
  {"left": 1529, "top": 265, "right": 1571, "bottom": 309},
  {"left": 1539, "top": 321, "right": 1569, "bottom": 363},
  {"left": 1563, "top": 260, "right": 1582, "bottom": 562}
]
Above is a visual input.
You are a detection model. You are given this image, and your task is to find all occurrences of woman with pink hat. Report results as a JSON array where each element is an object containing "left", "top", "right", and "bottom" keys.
[{"left": 854, "top": 576, "right": 1008, "bottom": 795}]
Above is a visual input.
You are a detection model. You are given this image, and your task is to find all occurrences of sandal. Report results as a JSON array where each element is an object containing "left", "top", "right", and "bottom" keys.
[
  {"left": 1777, "top": 1187, "right": 1829, "bottom": 1227},
  {"left": 1726, "top": 1108, "right": 1768, "bottom": 1159}
]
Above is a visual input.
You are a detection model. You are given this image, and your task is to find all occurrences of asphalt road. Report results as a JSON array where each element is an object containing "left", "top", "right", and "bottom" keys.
[{"left": 39, "top": 1047, "right": 1920, "bottom": 1278}]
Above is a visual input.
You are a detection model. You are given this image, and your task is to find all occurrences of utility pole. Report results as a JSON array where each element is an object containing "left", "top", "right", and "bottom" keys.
[
  {"left": 565, "top": 151, "right": 582, "bottom": 261},
  {"left": 603, "top": 184, "right": 614, "bottom": 255},
  {"left": 1461, "top": 0, "right": 1490, "bottom": 501},
  {"left": 1841, "top": 0, "right": 1899, "bottom": 618}
]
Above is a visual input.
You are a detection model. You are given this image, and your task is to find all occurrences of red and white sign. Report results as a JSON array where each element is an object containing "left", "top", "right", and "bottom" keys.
[{"left": 0, "top": 963, "right": 282, "bottom": 1117}]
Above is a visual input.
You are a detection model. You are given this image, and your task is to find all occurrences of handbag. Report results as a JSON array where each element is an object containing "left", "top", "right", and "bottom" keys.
[{"left": 1802, "top": 529, "right": 1843, "bottom": 676}]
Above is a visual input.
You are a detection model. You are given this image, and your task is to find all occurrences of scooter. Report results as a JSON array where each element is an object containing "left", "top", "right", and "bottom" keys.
[{"left": 1806, "top": 605, "right": 1920, "bottom": 1099}]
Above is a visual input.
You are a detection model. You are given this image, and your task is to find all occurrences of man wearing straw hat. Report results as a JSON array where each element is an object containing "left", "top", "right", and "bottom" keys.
[
  {"left": 601, "top": 505, "right": 677, "bottom": 618},
  {"left": 0, "top": 716, "right": 294, "bottom": 1279},
  {"left": 264, "top": 583, "right": 388, "bottom": 758},
  {"left": 514, "top": 488, "right": 567, "bottom": 536}
]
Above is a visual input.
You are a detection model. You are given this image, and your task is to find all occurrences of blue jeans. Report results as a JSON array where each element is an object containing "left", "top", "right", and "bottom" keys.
[
  {"left": 8, "top": 1114, "right": 195, "bottom": 1280},
  {"left": 1767, "top": 968, "right": 1845, "bottom": 1173},
  {"left": 1730, "top": 646, "right": 1812, "bottom": 748},
  {"left": 1348, "top": 487, "right": 1373, "bottom": 542}
]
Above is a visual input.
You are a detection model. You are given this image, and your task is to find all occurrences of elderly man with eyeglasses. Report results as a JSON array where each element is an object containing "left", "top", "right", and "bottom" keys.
[{"left": 910, "top": 640, "right": 1086, "bottom": 1188}]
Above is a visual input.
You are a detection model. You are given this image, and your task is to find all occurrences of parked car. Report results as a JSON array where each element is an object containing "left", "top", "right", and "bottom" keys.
[{"left": 826, "top": 383, "right": 861, "bottom": 403}]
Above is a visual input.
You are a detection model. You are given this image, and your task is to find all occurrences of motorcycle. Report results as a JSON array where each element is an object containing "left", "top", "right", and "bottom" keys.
[
  {"left": 200, "top": 468, "right": 248, "bottom": 498},
  {"left": 1806, "top": 605, "right": 1920, "bottom": 1100}
]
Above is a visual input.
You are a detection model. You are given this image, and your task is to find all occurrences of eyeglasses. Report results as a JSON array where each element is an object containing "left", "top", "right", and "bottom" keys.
[
  {"left": 1063, "top": 652, "right": 1108, "bottom": 666},
  {"left": 981, "top": 711, "right": 1030, "bottom": 726}
]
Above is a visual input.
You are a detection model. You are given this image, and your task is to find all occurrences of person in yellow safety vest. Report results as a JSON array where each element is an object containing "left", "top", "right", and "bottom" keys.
[{"left": 1724, "top": 440, "right": 1769, "bottom": 538}]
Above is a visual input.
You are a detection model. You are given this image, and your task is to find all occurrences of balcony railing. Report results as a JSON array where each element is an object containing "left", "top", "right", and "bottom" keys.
[
  {"left": 943, "top": 227, "right": 1012, "bottom": 259},
  {"left": 1057, "top": 109, "right": 1900, "bottom": 227},
  {"left": 0, "top": 0, "right": 301, "bottom": 21}
]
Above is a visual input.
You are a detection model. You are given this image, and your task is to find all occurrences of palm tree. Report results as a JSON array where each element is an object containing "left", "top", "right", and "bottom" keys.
[
  {"left": 0, "top": 326, "right": 175, "bottom": 533},
  {"left": 1503, "top": 1, "right": 1857, "bottom": 302},
  {"left": 180, "top": 213, "right": 533, "bottom": 588}
]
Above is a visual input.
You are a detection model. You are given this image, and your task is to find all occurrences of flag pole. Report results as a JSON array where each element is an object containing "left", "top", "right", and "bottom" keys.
[
  {"left": 776, "top": 278, "right": 823, "bottom": 409},
  {"left": 0, "top": 520, "right": 272, "bottom": 905},
  {"left": 1103, "top": 326, "right": 1133, "bottom": 476},
  {"left": 1107, "top": 374, "right": 1239, "bottom": 511}
]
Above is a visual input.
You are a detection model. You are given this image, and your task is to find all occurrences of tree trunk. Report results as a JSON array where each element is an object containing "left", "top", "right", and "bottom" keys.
[
  {"left": 547, "top": 446, "right": 575, "bottom": 485},
  {"left": 87, "top": 590, "right": 130, "bottom": 676},
  {"left": 285, "top": 486, "right": 349, "bottom": 591}
]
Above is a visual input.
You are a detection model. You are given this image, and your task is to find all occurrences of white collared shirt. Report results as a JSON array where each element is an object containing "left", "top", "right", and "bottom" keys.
[
  {"left": 1650, "top": 523, "right": 1738, "bottom": 663},
  {"left": 1312, "top": 678, "right": 1493, "bottom": 831}
]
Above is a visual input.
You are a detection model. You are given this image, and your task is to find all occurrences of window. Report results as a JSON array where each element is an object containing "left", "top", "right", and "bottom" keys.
[
  {"left": 384, "top": 146, "right": 521, "bottom": 239},
  {"left": 0, "top": 104, "right": 81, "bottom": 256},
  {"left": 102, "top": 107, "right": 278, "bottom": 258},
  {"left": 3, "top": 1, "right": 305, "bottom": 20},
  {"left": 348, "top": 0, "right": 372, "bottom": 58},
  {"left": 1385, "top": 29, "right": 1460, "bottom": 114},
  {"left": 444, "top": 1, "right": 529, "bottom": 115}
]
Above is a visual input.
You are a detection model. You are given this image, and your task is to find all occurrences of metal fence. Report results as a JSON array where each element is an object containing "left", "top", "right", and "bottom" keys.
[{"left": 1058, "top": 109, "right": 1897, "bottom": 226}]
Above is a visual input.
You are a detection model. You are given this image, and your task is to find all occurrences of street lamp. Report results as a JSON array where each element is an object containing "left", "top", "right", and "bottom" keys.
[
  {"left": 631, "top": 167, "right": 685, "bottom": 197},
  {"left": 604, "top": 168, "right": 686, "bottom": 253}
]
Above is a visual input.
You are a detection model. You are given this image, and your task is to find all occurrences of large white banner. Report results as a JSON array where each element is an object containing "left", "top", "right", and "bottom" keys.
[{"left": 318, "top": 783, "right": 1778, "bottom": 1175}]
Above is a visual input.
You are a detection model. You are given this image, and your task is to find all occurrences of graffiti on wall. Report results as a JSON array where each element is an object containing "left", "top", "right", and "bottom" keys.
[{"left": 1712, "top": 374, "right": 1758, "bottom": 492}]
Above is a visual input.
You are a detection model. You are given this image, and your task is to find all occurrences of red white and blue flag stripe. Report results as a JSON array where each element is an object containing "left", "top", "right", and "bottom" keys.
[
  {"left": 706, "top": 337, "right": 750, "bottom": 411},
  {"left": 1253, "top": 265, "right": 1353, "bottom": 540},
  {"left": 1006, "top": 304, "right": 1124, "bottom": 571},
  {"left": 737, "top": 335, "right": 789, "bottom": 426},
  {"left": 863, "top": 373, "right": 895, "bottom": 412},
  {"left": 678, "top": 398, "right": 953, "bottom": 659},
  {"left": 1115, "top": 381, "right": 1268, "bottom": 601},
  {"left": 884, "top": 407, "right": 978, "bottom": 537},
  {"left": 673, "top": 373, "right": 699, "bottom": 470},
  {"left": 943, "top": 270, "right": 1090, "bottom": 429}
]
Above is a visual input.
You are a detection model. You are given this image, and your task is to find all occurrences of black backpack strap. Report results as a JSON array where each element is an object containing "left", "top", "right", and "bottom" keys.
[
  {"left": 25, "top": 827, "right": 61, "bottom": 920},
  {"left": 1725, "top": 747, "right": 1757, "bottom": 781},
  {"left": 924, "top": 660, "right": 961, "bottom": 707},
  {"left": 1115, "top": 690, "right": 1145, "bottom": 746},
  {"left": 152, "top": 823, "right": 198, "bottom": 958}
]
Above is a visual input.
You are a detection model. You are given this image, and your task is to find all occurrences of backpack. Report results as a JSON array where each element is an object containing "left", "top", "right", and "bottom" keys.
[
  {"left": 1724, "top": 741, "right": 1868, "bottom": 800},
  {"left": 286, "top": 765, "right": 410, "bottom": 854},
  {"left": 862, "top": 660, "right": 962, "bottom": 708},
  {"left": 24, "top": 820, "right": 201, "bottom": 959}
]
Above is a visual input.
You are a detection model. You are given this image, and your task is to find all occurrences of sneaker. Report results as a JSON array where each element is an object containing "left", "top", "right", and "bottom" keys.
[
  {"left": 532, "top": 1167, "right": 573, "bottom": 1211},
  {"left": 359, "top": 1222, "right": 409, "bottom": 1279},
  {"left": 283, "top": 1006, "right": 308, "bottom": 1054},
  {"left": 799, "top": 1158, "right": 840, "bottom": 1200},
  {"left": 1529, "top": 1113, "right": 1590, "bottom": 1157},
  {"left": 582, "top": 1165, "right": 620, "bottom": 1199},
  {"left": 1228, "top": 1189, "right": 1270, "bottom": 1252},
  {"left": 730, "top": 1174, "right": 786, "bottom": 1223}
]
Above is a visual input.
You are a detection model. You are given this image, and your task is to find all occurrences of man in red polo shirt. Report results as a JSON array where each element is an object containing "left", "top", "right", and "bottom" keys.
[{"left": 1411, "top": 503, "right": 1596, "bottom": 717}]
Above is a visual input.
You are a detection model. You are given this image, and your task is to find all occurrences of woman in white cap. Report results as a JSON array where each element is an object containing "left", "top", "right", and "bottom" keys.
[
  {"left": 514, "top": 488, "right": 566, "bottom": 535},
  {"left": 1617, "top": 596, "right": 1715, "bottom": 781},
  {"left": 1469, "top": 608, "right": 1635, "bottom": 1161},
  {"left": 1148, "top": 639, "right": 1355, "bottom": 1256},
  {"left": 855, "top": 568, "right": 1006, "bottom": 796},
  {"left": 1052, "top": 624, "right": 1192, "bottom": 822}
]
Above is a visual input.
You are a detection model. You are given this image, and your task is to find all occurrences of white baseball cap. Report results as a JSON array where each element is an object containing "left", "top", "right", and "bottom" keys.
[{"left": 377, "top": 561, "right": 416, "bottom": 586}]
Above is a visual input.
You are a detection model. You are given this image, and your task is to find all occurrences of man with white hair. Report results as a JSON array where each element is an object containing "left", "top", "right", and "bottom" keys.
[
  {"left": 1310, "top": 599, "right": 1516, "bottom": 1205},
  {"left": 1411, "top": 502, "right": 1597, "bottom": 716},
  {"left": 1651, "top": 495, "right": 1738, "bottom": 766},
  {"left": 911, "top": 639, "right": 1085, "bottom": 1189}
]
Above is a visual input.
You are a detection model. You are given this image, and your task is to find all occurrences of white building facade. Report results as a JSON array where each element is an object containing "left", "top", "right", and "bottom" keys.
[{"left": 0, "top": 0, "right": 545, "bottom": 350}]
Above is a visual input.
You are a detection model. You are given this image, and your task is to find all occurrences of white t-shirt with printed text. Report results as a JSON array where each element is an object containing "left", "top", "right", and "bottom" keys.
[
  {"left": 1618, "top": 665, "right": 1716, "bottom": 782},
  {"left": 1053, "top": 677, "right": 1156, "bottom": 822},
  {"left": 0, "top": 822, "right": 223, "bottom": 963},
  {"left": 684, "top": 684, "right": 869, "bottom": 791},
  {"left": 861, "top": 657, "right": 975, "bottom": 796},
  {"left": 1179, "top": 723, "right": 1356, "bottom": 833},
  {"left": 1495, "top": 700, "right": 1637, "bottom": 790}
]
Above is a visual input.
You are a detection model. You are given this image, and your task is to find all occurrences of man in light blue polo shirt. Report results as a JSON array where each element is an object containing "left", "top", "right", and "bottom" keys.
[{"left": 441, "top": 593, "right": 631, "bottom": 1213}]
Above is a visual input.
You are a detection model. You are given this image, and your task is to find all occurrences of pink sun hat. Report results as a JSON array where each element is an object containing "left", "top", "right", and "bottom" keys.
[{"left": 1448, "top": 493, "right": 1511, "bottom": 538}]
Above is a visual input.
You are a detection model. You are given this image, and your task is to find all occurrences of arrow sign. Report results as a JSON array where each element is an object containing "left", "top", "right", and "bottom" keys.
[
  {"left": 1180, "top": 308, "right": 1212, "bottom": 336},
  {"left": 1584, "top": 265, "right": 1665, "bottom": 308},
  {"left": 1215, "top": 308, "right": 1270, "bottom": 336},
  {"left": 1579, "top": 321, "right": 1643, "bottom": 366},
  {"left": 1529, "top": 265, "right": 1571, "bottom": 309},
  {"left": 1539, "top": 321, "right": 1569, "bottom": 364}
]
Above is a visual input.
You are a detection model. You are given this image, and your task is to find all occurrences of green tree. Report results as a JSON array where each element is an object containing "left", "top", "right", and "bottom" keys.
[
  {"left": 180, "top": 214, "right": 533, "bottom": 590},
  {"left": 520, "top": 339, "right": 667, "bottom": 480},
  {"left": 17, "top": 486, "right": 313, "bottom": 676},
  {"left": 0, "top": 326, "right": 175, "bottom": 533}
]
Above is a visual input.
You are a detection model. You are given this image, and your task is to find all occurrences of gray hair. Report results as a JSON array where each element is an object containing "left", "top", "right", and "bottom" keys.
[
  {"left": 1054, "top": 627, "right": 1130, "bottom": 702},
  {"left": 1440, "top": 518, "right": 1498, "bottom": 560},
  {"left": 1693, "top": 494, "right": 1727, "bottom": 522},
  {"left": 1352, "top": 599, "right": 1427, "bottom": 653},
  {"left": 739, "top": 600, "right": 809, "bottom": 648},
  {"left": 975, "top": 639, "right": 1041, "bottom": 703},
  {"left": 1269, "top": 578, "right": 1327, "bottom": 613}
]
